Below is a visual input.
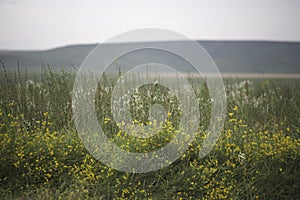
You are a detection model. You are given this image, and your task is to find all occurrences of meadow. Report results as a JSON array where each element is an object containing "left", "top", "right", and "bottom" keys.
[{"left": 0, "top": 66, "right": 299, "bottom": 199}]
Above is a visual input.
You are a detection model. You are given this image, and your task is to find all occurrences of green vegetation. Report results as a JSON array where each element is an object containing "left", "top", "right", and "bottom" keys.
[{"left": 0, "top": 67, "right": 299, "bottom": 199}]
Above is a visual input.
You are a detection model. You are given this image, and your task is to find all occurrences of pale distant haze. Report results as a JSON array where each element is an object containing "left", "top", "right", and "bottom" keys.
[{"left": 0, "top": 0, "right": 299, "bottom": 50}]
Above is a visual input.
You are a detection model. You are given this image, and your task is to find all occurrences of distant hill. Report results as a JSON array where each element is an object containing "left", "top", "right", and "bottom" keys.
[{"left": 1, "top": 41, "right": 300, "bottom": 73}]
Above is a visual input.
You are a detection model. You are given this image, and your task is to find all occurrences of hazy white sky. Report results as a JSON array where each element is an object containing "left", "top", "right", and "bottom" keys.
[{"left": 0, "top": 0, "right": 299, "bottom": 50}]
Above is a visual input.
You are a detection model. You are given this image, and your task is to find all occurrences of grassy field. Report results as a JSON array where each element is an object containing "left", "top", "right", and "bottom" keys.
[{"left": 0, "top": 66, "right": 300, "bottom": 199}]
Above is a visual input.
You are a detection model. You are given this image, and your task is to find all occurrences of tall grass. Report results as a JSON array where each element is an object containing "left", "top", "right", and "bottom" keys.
[{"left": 0, "top": 65, "right": 299, "bottom": 199}]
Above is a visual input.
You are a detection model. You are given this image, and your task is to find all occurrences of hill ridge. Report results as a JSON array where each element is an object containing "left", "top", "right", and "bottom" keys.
[{"left": 1, "top": 40, "right": 300, "bottom": 73}]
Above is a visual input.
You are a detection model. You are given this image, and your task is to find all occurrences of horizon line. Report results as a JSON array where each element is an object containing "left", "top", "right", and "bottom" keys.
[{"left": 1, "top": 39, "right": 300, "bottom": 51}]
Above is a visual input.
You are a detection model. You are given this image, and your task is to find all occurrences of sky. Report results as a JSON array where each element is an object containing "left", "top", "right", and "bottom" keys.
[{"left": 0, "top": 0, "right": 299, "bottom": 50}]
